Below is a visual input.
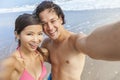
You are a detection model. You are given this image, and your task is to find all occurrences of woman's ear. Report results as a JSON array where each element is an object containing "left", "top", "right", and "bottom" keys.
[{"left": 14, "top": 31, "right": 19, "bottom": 40}]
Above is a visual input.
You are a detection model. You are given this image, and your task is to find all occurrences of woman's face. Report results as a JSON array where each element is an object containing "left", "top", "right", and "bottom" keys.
[{"left": 17, "top": 24, "right": 43, "bottom": 52}]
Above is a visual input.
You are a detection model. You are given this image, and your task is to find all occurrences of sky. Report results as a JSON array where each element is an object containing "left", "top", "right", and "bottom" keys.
[
  {"left": 0, "top": 0, "right": 120, "bottom": 14},
  {"left": 0, "top": 0, "right": 43, "bottom": 8}
]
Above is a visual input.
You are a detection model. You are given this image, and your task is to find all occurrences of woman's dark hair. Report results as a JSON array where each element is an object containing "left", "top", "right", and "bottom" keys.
[
  {"left": 33, "top": 1, "right": 65, "bottom": 24},
  {"left": 15, "top": 13, "right": 40, "bottom": 35}
]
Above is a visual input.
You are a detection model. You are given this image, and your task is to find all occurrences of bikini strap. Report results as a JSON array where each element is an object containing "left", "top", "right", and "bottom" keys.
[{"left": 17, "top": 47, "right": 24, "bottom": 59}]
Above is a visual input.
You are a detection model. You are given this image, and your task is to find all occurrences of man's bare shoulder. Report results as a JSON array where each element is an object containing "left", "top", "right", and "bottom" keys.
[
  {"left": 68, "top": 32, "right": 87, "bottom": 47},
  {"left": 69, "top": 32, "right": 86, "bottom": 40},
  {"left": 67, "top": 32, "right": 87, "bottom": 53}
]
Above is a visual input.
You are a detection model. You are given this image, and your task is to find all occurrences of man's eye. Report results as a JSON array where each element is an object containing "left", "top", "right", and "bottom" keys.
[
  {"left": 51, "top": 20, "right": 56, "bottom": 23},
  {"left": 41, "top": 22, "right": 47, "bottom": 26}
]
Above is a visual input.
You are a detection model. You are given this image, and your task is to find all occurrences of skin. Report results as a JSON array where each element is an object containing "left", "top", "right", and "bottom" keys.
[
  {"left": 0, "top": 24, "right": 47, "bottom": 80},
  {"left": 40, "top": 9, "right": 85, "bottom": 80},
  {"left": 79, "top": 21, "right": 120, "bottom": 60},
  {"left": 39, "top": 8, "right": 120, "bottom": 80}
]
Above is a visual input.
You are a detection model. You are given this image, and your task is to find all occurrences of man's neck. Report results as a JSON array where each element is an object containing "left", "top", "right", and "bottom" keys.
[{"left": 53, "top": 29, "right": 70, "bottom": 43}]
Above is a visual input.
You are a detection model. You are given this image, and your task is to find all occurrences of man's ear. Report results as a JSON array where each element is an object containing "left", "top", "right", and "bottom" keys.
[{"left": 59, "top": 16, "right": 63, "bottom": 24}]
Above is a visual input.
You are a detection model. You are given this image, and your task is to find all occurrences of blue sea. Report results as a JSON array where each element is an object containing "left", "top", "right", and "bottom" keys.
[{"left": 0, "top": 8, "right": 120, "bottom": 80}]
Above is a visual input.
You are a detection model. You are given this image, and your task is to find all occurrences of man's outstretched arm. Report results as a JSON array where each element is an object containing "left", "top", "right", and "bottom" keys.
[{"left": 80, "top": 21, "right": 120, "bottom": 60}]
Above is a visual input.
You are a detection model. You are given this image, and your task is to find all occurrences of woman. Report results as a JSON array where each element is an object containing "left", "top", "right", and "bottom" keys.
[{"left": 0, "top": 13, "right": 48, "bottom": 80}]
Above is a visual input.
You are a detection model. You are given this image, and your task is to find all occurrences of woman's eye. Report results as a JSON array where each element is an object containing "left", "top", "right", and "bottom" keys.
[
  {"left": 27, "top": 33, "right": 32, "bottom": 35},
  {"left": 39, "top": 32, "right": 43, "bottom": 35}
]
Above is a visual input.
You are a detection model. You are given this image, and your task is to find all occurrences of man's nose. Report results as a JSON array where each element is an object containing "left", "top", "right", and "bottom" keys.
[{"left": 47, "top": 22, "right": 53, "bottom": 30}]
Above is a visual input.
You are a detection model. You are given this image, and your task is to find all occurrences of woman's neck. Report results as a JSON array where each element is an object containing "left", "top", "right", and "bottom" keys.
[{"left": 18, "top": 46, "right": 36, "bottom": 59}]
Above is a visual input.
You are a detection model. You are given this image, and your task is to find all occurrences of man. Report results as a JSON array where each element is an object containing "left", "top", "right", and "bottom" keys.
[{"left": 33, "top": 1, "right": 120, "bottom": 80}]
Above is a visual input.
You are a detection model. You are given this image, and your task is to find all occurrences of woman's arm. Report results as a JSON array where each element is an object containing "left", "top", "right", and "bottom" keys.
[
  {"left": 0, "top": 56, "right": 16, "bottom": 80},
  {"left": 0, "top": 55, "right": 24, "bottom": 80},
  {"left": 41, "top": 38, "right": 51, "bottom": 63}
]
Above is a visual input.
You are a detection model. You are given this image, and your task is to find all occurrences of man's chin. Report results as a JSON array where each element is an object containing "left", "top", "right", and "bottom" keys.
[
  {"left": 46, "top": 32, "right": 58, "bottom": 39},
  {"left": 50, "top": 35, "right": 58, "bottom": 40}
]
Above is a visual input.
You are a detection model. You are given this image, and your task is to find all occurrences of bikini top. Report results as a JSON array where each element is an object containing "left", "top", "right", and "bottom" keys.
[
  {"left": 17, "top": 48, "right": 47, "bottom": 80},
  {"left": 19, "top": 63, "right": 46, "bottom": 80}
]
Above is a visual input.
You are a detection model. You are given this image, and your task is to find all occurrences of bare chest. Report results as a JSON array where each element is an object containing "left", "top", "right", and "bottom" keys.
[{"left": 48, "top": 42, "right": 84, "bottom": 66}]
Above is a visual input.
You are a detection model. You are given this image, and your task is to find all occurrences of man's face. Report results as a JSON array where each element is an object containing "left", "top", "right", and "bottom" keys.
[{"left": 39, "top": 9, "right": 63, "bottom": 40}]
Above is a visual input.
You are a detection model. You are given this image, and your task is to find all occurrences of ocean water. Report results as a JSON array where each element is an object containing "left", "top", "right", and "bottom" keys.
[{"left": 0, "top": 8, "right": 120, "bottom": 80}]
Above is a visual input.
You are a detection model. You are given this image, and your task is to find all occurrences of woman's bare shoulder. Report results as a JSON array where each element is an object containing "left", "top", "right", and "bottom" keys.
[
  {"left": 1, "top": 56, "right": 16, "bottom": 66},
  {"left": 0, "top": 50, "right": 22, "bottom": 69},
  {"left": 0, "top": 51, "right": 24, "bottom": 79}
]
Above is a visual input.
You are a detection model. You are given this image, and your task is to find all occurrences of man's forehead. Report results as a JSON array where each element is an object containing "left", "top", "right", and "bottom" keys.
[{"left": 39, "top": 10, "right": 58, "bottom": 21}]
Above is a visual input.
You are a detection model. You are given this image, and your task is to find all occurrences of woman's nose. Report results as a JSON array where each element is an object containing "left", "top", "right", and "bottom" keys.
[{"left": 33, "top": 36, "right": 42, "bottom": 43}]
